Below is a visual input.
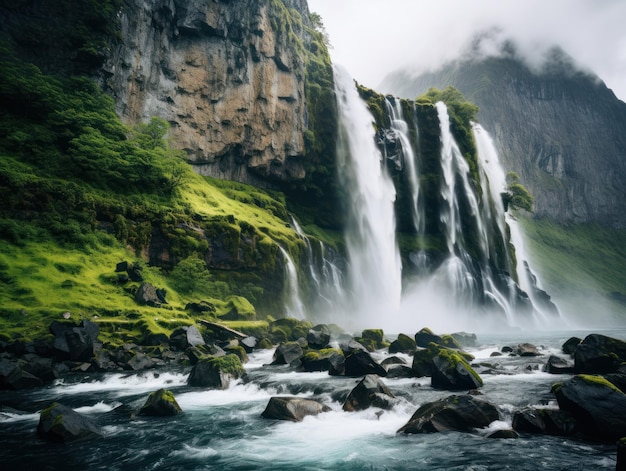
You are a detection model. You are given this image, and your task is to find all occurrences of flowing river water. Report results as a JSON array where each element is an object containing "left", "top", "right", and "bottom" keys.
[{"left": 1, "top": 329, "right": 622, "bottom": 470}]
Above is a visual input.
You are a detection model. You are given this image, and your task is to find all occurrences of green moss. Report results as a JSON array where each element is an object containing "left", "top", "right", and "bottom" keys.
[
  {"left": 577, "top": 374, "right": 622, "bottom": 393},
  {"left": 435, "top": 347, "right": 482, "bottom": 386},
  {"left": 203, "top": 354, "right": 245, "bottom": 377},
  {"left": 302, "top": 348, "right": 342, "bottom": 362}
]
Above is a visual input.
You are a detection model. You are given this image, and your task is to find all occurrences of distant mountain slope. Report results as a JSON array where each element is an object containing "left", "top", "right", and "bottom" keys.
[{"left": 381, "top": 51, "right": 626, "bottom": 229}]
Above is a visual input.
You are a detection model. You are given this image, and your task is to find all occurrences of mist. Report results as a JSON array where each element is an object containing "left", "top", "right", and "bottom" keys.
[{"left": 307, "top": 0, "right": 626, "bottom": 102}]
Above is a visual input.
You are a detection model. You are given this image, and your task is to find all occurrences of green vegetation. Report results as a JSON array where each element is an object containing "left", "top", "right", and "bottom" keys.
[
  {"left": 519, "top": 217, "right": 626, "bottom": 300},
  {"left": 0, "top": 41, "right": 325, "bottom": 345},
  {"left": 504, "top": 172, "right": 534, "bottom": 212},
  {"left": 577, "top": 374, "right": 622, "bottom": 393}
]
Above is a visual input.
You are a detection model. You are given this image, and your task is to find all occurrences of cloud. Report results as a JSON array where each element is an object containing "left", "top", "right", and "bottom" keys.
[{"left": 307, "top": 0, "right": 626, "bottom": 101}]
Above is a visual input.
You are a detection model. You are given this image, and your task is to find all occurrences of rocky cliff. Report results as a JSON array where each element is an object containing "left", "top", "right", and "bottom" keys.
[
  {"left": 381, "top": 49, "right": 626, "bottom": 228},
  {"left": 101, "top": 0, "right": 316, "bottom": 186}
]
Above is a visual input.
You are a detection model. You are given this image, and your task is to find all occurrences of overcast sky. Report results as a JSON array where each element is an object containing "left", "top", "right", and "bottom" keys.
[{"left": 307, "top": 0, "right": 626, "bottom": 102}]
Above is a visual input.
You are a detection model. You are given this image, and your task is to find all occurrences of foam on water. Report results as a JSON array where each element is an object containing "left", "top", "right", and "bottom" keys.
[{"left": 50, "top": 371, "right": 188, "bottom": 397}]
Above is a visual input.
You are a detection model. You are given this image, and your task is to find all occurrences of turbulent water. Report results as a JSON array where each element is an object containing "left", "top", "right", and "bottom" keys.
[{"left": 1, "top": 331, "right": 621, "bottom": 470}]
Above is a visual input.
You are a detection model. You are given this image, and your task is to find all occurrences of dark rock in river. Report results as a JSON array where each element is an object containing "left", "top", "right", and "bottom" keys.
[
  {"left": 512, "top": 407, "right": 577, "bottom": 436},
  {"left": 487, "top": 429, "right": 519, "bottom": 439},
  {"left": 397, "top": 395, "right": 499, "bottom": 434},
  {"left": 574, "top": 334, "right": 626, "bottom": 374},
  {"left": 553, "top": 374, "right": 626, "bottom": 441},
  {"left": 187, "top": 354, "right": 245, "bottom": 389},
  {"left": 261, "top": 396, "right": 331, "bottom": 422},
  {"left": 301, "top": 349, "right": 345, "bottom": 375},
  {"left": 431, "top": 350, "right": 483, "bottom": 390},
  {"left": 562, "top": 336, "right": 581, "bottom": 355},
  {"left": 306, "top": 324, "right": 331, "bottom": 350},
  {"left": 414, "top": 327, "right": 444, "bottom": 348},
  {"left": 139, "top": 388, "right": 183, "bottom": 416},
  {"left": 388, "top": 333, "right": 416, "bottom": 354},
  {"left": 272, "top": 341, "right": 304, "bottom": 365},
  {"left": 344, "top": 350, "right": 387, "bottom": 377},
  {"left": 516, "top": 343, "right": 541, "bottom": 357},
  {"left": 544, "top": 355, "right": 575, "bottom": 374},
  {"left": 411, "top": 348, "right": 436, "bottom": 377},
  {"left": 5, "top": 365, "right": 43, "bottom": 389},
  {"left": 386, "top": 364, "right": 417, "bottom": 379},
  {"left": 343, "top": 374, "right": 396, "bottom": 412},
  {"left": 169, "top": 325, "right": 206, "bottom": 351},
  {"left": 37, "top": 402, "right": 102, "bottom": 443}
]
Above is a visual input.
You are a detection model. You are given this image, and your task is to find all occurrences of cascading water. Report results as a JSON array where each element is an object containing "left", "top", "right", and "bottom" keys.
[
  {"left": 334, "top": 66, "right": 402, "bottom": 325},
  {"left": 278, "top": 246, "right": 306, "bottom": 319},
  {"left": 473, "top": 123, "right": 560, "bottom": 326},
  {"left": 385, "top": 97, "right": 422, "bottom": 237}
]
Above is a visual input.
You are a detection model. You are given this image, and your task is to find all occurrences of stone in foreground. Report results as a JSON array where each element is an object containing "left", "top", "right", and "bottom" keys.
[
  {"left": 37, "top": 402, "right": 102, "bottom": 443},
  {"left": 343, "top": 374, "right": 395, "bottom": 412},
  {"left": 397, "top": 395, "right": 499, "bottom": 434},
  {"left": 261, "top": 396, "right": 331, "bottom": 422}
]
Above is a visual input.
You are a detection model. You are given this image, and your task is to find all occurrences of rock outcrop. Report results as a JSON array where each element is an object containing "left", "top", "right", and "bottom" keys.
[{"left": 102, "top": 0, "right": 318, "bottom": 185}]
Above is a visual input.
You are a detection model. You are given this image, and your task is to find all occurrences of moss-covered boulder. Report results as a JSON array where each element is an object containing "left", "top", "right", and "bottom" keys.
[
  {"left": 552, "top": 374, "right": 626, "bottom": 441},
  {"left": 574, "top": 334, "right": 626, "bottom": 374},
  {"left": 397, "top": 395, "right": 499, "bottom": 434},
  {"left": 269, "top": 318, "right": 313, "bottom": 343},
  {"left": 139, "top": 388, "right": 183, "bottom": 417},
  {"left": 343, "top": 374, "right": 395, "bottom": 412},
  {"left": 562, "top": 336, "right": 582, "bottom": 355},
  {"left": 37, "top": 402, "right": 102, "bottom": 443},
  {"left": 220, "top": 295, "right": 256, "bottom": 321},
  {"left": 411, "top": 348, "right": 436, "bottom": 377},
  {"left": 301, "top": 348, "right": 344, "bottom": 375},
  {"left": 187, "top": 354, "right": 245, "bottom": 389},
  {"left": 414, "top": 327, "right": 443, "bottom": 348},
  {"left": 431, "top": 349, "right": 483, "bottom": 390},
  {"left": 261, "top": 396, "right": 331, "bottom": 422},
  {"left": 355, "top": 329, "right": 388, "bottom": 351},
  {"left": 388, "top": 333, "right": 417, "bottom": 354}
]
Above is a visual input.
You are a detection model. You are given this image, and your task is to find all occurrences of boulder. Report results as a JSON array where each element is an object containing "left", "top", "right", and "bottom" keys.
[
  {"left": 49, "top": 320, "right": 100, "bottom": 361},
  {"left": 134, "top": 282, "right": 160, "bottom": 306},
  {"left": 512, "top": 407, "right": 577, "bottom": 436},
  {"left": 169, "top": 325, "right": 205, "bottom": 351},
  {"left": 187, "top": 354, "right": 245, "bottom": 389},
  {"left": 431, "top": 350, "right": 483, "bottom": 390},
  {"left": 344, "top": 350, "right": 387, "bottom": 377},
  {"left": 411, "top": 348, "right": 436, "bottom": 377},
  {"left": 0, "top": 358, "right": 19, "bottom": 388},
  {"left": 414, "top": 327, "right": 443, "bottom": 348},
  {"left": 544, "top": 355, "right": 575, "bottom": 374},
  {"left": 261, "top": 396, "right": 331, "bottom": 422},
  {"left": 388, "top": 364, "right": 418, "bottom": 379},
  {"left": 272, "top": 342, "right": 304, "bottom": 365},
  {"left": 6, "top": 367, "right": 43, "bottom": 390},
  {"left": 339, "top": 339, "right": 369, "bottom": 356},
  {"left": 574, "top": 334, "right": 626, "bottom": 373},
  {"left": 125, "top": 353, "right": 155, "bottom": 371},
  {"left": 562, "top": 336, "right": 581, "bottom": 355},
  {"left": 37, "top": 402, "right": 102, "bottom": 443},
  {"left": 127, "top": 263, "right": 143, "bottom": 282},
  {"left": 388, "top": 333, "right": 417, "bottom": 354},
  {"left": 301, "top": 349, "right": 345, "bottom": 375},
  {"left": 397, "top": 395, "right": 499, "bottom": 434},
  {"left": 516, "top": 343, "right": 541, "bottom": 357},
  {"left": 306, "top": 324, "right": 331, "bottom": 350},
  {"left": 553, "top": 374, "right": 626, "bottom": 441},
  {"left": 240, "top": 336, "right": 258, "bottom": 353},
  {"left": 381, "top": 356, "right": 407, "bottom": 367},
  {"left": 343, "top": 374, "right": 395, "bottom": 411},
  {"left": 139, "top": 388, "right": 183, "bottom": 416}
]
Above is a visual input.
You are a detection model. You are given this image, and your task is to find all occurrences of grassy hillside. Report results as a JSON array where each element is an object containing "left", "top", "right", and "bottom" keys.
[
  {"left": 0, "top": 42, "right": 340, "bottom": 345},
  {"left": 519, "top": 217, "right": 626, "bottom": 324}
]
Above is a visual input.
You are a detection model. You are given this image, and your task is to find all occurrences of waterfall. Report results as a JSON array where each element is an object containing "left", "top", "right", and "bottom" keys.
[
  {"left": 278, "top": 247, "right": 305, "bottom": 319},
  {"left": 472, "top": 123, "right": 560, "bottom": 325},
  {"left": 334, "top": 66, "right": 402, "bottom": 324},
  {"left": 386, "top": 98, "right": 422, "bottom": 237}
]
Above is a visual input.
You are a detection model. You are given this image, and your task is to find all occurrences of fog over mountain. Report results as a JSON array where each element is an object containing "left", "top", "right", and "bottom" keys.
[{"left": 308, "top": 0, "right": 626, "bottom": 102}]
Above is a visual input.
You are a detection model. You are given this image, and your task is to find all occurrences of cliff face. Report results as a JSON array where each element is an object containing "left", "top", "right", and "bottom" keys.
[
  {"left": 381, "top": 53, "right": 626, "bottom": 228},
  {"left": 101, "top": 0, "right": 314, "bottom": 186}
]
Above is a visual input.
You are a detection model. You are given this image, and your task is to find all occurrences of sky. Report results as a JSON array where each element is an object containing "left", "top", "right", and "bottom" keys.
[{"left": 307, "top": 0, "right": 626, "bottom": 102}]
